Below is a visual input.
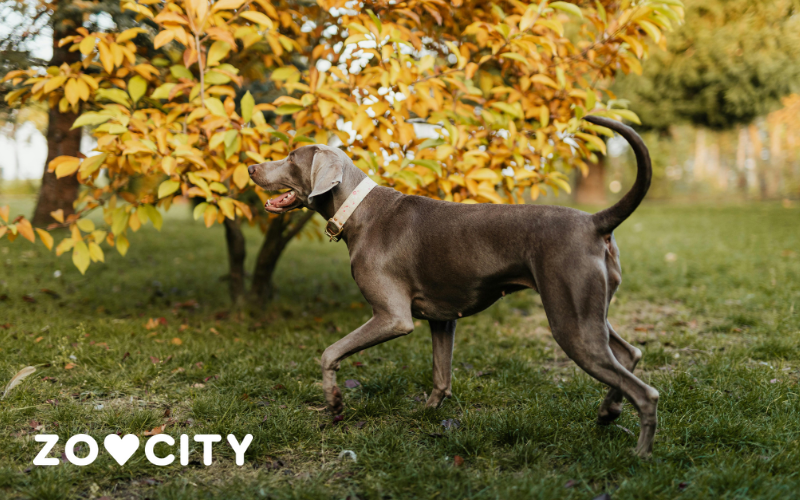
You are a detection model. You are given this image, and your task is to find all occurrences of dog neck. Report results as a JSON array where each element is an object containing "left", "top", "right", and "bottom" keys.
[{"left": 315, "top": 165, "right": 368, "bottom": 221}]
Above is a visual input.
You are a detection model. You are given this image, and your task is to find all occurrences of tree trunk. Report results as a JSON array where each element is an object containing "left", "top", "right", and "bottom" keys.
[
  {"left": 574, "top": 155, "right": 607, "bottom": 205},
  {"left": 223, "top": 218, "right": 247, "bottom": 307},
  {"left": 31, "top": 5, "right": 83, "bottom": 227},
  {"left": 249, "top": 211, "right": 315, "bottom": 306}
]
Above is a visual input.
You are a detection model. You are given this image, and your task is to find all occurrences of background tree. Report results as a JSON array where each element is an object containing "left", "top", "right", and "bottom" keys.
[
  {"left": 1, "top": 0, "right": 684, "bottom": 307},
  {"left": 0, "top": 0, "right": 143, "bottom": 224}
]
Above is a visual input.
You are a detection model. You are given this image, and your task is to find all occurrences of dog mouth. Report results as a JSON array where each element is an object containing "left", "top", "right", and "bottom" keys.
[{"left": 264, "top": 190, "right": 301, "bottom": 213}]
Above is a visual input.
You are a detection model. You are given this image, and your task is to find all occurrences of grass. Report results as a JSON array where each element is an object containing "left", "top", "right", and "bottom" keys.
[{"left": 1, "top": 199, "right": 799, "bottom": 499}]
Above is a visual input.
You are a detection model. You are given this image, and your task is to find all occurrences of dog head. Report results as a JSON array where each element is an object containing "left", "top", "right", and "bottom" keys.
[{"left": 247, "top": 144, "right": 346, "bottom": 214}]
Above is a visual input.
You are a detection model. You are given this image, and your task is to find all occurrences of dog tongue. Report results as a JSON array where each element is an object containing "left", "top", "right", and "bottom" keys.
[{"left": 265, "top": 191, "right": 295, "bottom": 209}]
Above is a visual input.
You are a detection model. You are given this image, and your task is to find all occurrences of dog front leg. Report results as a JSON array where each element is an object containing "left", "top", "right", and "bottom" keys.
[
  {"left": 320, "top": 313, "right": 414, "bottom": 414},
  {"left": 426, "top": 320, "right": 456, "bottom": 407}
]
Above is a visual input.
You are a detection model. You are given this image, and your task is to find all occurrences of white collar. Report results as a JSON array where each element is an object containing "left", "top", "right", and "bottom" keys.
[{"left": 324, "top": 177, "right": 378, "bottom": 242}]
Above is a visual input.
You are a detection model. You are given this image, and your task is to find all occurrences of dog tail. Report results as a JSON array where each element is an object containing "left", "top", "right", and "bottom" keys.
[{"left": 583, "top": 115, "right": 652, "bottom": 235}]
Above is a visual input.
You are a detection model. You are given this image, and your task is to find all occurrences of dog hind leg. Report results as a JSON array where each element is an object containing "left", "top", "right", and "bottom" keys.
[
  {"left": 426, "top": 320, "right": 456, "bottom": 408},
  {"left": 597, "top": 323, "right": 642, "bottom": 425}
]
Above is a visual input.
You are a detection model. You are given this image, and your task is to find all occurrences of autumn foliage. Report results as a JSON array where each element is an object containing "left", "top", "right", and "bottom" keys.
[{"left": 1, "top": 0, "right": 684, "bottom": 275}]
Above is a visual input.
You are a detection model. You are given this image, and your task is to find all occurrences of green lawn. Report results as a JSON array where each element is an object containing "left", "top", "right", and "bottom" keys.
[{"left": 1, "top": 200, "right": 799, "bottom": 499}]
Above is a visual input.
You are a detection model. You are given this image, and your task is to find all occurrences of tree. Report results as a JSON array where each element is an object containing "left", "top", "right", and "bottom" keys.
[
  {"left": 0, "top": 0, "right": 136, "bottom": 225},
  {"left": 1, "top": 0, "right": 684, "bottom": 305},
  {"left": 614, "top": 0, "right": 800, "bottom": 130}
]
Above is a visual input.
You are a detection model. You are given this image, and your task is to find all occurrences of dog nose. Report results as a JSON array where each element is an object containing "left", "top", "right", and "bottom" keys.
[{"left": 248, "top": 164, "right": 256, "bottom": 176}]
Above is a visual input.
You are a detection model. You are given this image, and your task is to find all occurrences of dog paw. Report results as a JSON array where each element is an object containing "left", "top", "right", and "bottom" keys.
[
  {"left": 596, "top": 407, "right": 622, "bottom": 426},
  {"left": 327, "top": 385, "right": 344, "bottom": 415}
]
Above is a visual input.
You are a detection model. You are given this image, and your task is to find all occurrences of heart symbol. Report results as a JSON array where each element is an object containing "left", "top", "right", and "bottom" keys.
[{"left": 104, "top": 434, "right": 140, "bottom": 465}]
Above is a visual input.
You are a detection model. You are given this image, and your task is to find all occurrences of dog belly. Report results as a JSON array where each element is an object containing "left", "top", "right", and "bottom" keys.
[{"left": 410, "top": 283, "right": 530, "bottom": 321}]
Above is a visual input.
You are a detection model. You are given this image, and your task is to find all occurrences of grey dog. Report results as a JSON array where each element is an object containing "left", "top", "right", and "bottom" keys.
[{"left": 248, "top": 115, "right": 658, "bottom": 457}]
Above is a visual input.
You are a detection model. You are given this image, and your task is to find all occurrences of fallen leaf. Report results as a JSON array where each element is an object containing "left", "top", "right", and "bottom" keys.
[
  {"left": 150, "top": 356, "right": 160, "bottom": 364},
  {"left": 34, "top": 337, "right": 43, "bottom": 343},
  {"left": 143, "top": 425, "right": 164, "bottom": 436},
  {"left": 356, "top": 421, "right": 366, "bottom": 429},
  {"left": 453, "top": 455, "right": 464, "bottom": 467},
  {"left": 163, "top": 408, "right": 171, "bottom": 418},
  {"left": 64, "top": 363, "right": 76, "bottom": 370},
  {"left": 40, "top": 289, "right": 61, "bottom": 299},
  {"left": 22, "top": 294, "right": 36, "bottom": 303},
  {"left": 564, "top": 480, "right": 577, "bottom": 488},
  {"left": 192, "top": 383, "right": 205, "bottom": 388},
  {"left": 122, "top": 352, "right": 130, "bottom": 362},
  {"left": 145, "top": 318, "right": 160, "bottom": 330},
  {"left": 171, "top": 337, "right": 182, "bottom": 345},
  {"left": 3, "top": 366, "right": 37, "bottom": 399},
  {"left": 344, "top": 379, "right": 361, "bottom": 388},
  {"left": 209, "top": 327, "right": 220, "bottom": 335}
]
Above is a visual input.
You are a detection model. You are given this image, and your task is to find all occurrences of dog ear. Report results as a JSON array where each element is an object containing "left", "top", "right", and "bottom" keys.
[{"left": 308, "top": 148, "right": 344, "bottom": 203}]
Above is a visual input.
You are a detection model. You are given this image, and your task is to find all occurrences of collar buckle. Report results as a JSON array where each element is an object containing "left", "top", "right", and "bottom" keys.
[{"left": 325, "top": 220, "right": 343, "bottom": 242}]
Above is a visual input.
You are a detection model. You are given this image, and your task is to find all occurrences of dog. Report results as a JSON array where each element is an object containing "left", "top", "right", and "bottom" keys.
[{"left": 248, "top": 116, "right": 658, "bottom": 457}]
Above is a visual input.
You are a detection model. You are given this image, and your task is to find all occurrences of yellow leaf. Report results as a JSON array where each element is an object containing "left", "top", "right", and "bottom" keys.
[
  {"left": 55, "top": 159, "right": 81, "bottom": 178},
  {"left": 72, "top": 241, "right": 90, "bottom": 274},
  {"left": 55, "top": 237, "right": 74, "bottom": 256},
  {"left": 153, "top": 30, "right": 175, "bottom": 49},
  {"left": 50, "top": 209, "right": 64, "bottom": 223},
  {"left": 16, "top": 218, "right": 35, "bottom": 243},
  {"left": 0, "top": 205, "right": 8, "bottom": 222},
  {"left": 218, "top": 197, "right": 235, "bottom": 219},
  {"left": 212, "top": 0, "right": 246, "bottom": 11},
  {"left": 575, "top": 132, "right": 607, "bottom": 155},
  {"left": 116, "top": 27, "right": 147, "bottom": 43},
  {"left": 129, "top": 75, "right": 147, "bottom": 103},
  {"left": 64, "top": 78, "right": 79, "bottom": 105},
  {"left": 116, "top": 234, "right": 129, "bottom": 256},
  {"left": 171, "top": 337, "right": 183, "bottom": 345},
  {"left": 233, "top": 164, "right": 250, "bottom": 189},
  {"left": 88, "top": 242, "right": 105, "bottom": 263},
  {"left": 79, "top": 153, "right": 107, "bottom": 178},
  {"left": 207, "top": 40, "right": 230, "bottom": 67},
  {"left": 76, "top": 219, "right": 95, "bottom": 233},
  {"left": 98, "top": 41, "right": 114, "bottom": 73},
  {"left": 44, "top": 75, "right": 66, "bottom": 94},
  {"left": 240, "top": 90, "right": 254, "bottom": 122},
  {"left": 161, "top": 156, "right": 176, "bottom": 175},
  {"left": 79, "top": 36, "right": 96, "bottom": 55},
  {"left": 240, "top": 11, "right": 274, "bottom": 29},
  {"left": 520, "top": 4, "right": 537, "bottom": 31},
  {"left": 203, "top": 204, "right": 218, "bottom": 227}
]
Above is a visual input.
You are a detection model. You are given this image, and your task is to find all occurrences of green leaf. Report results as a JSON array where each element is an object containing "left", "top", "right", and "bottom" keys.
[
  {"left": 275, "top": 104, "right": 303, "bottom": 115},
  {"left": 128, "top": 75, "right": 147, "bottom": 104},
  {"left": 158, "top": 179, "right": 181, "bottom": 199},
  {"left": 613, "top": 109, "right": 642, "bottom": 125},
  {"left": 96, "top": 89, "right": 131, "bottom": 107},
  {"left": 206, "top": 97, "right": 227, "bottom": 117},
  {"left": 143, "top": 205, "right": 162, "bottom": 230},
  {"left": 170, "top": 65, "right": 194, "bottom": 80},
  {"left": 193, "top": 202, "right": 208, "bottom": 220},
  {"left": 410, "top": 159, "right": 442, "bottom": 176},
  {"left": 292, "top": 135, "right": 315, "bottom": 144},
  {"left": 151, "top": 83, "right": 176, "bottom": 99},
  {"left": 269, "top": 130, "right": 290, "bottom": 143},
  {"left": 204, "top": 70, "right": 231, "bottom": 85},
  {"left": 366, "top": 9, "right": 382, "bottom": 34},
  {"left": 550, "top": 1, "right": 583, "bottom": 18},
  {"left": 111, "top": 209, "right": 129, "bottom": 236},
  {"left": 241, "top": 91, "right": 254, "bottom": 123},
  {"left": 418, "top": 138, "right": 446, "bottom": 150},
  {"left": 71, "top": 112, "right": 112, "bottom": 129}
]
